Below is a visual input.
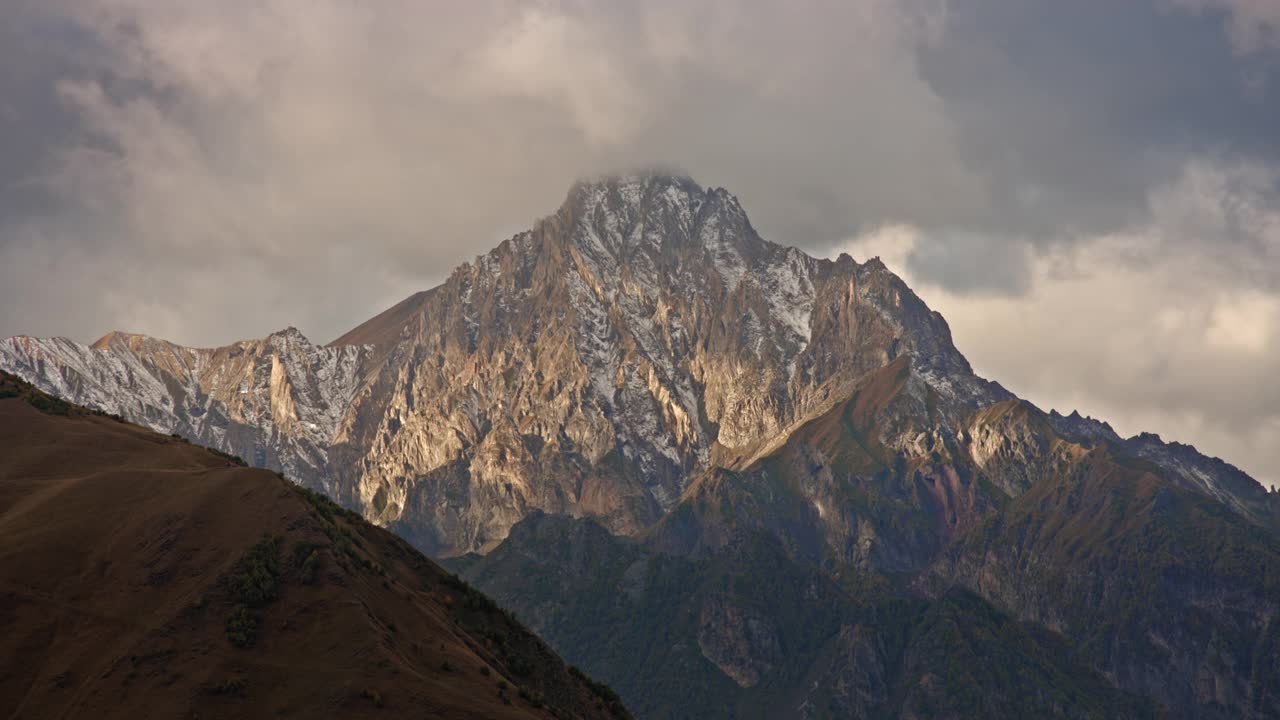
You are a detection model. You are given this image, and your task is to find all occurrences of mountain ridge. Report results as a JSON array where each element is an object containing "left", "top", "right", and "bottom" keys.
[
  {"left": 4, "top": 173, "right": 1279, "bottom": 717},
  {"left": 1, "top": 174, "right": 1272, "bottom": 545}
]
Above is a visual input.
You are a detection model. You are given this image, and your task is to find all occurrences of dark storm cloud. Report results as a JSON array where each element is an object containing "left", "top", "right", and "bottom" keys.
[
  {"left": 897, "top": 0, "right": 1280, "bottom": 290},
  {"left": 903, "top": 232, "right": 1032, "bottom": 295},
  {"left": 0, "top": 7, "right": 99, "bottom": 221}
]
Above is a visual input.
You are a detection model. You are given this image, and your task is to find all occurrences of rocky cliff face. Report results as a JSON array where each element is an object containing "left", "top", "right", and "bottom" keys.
[
  {"left": 926, "top": 412, "right": 1280, "bottom": 718},
  {"left": 336, "top": 175, "right": 1008, "bottom": 554},
  {"left": 4, "top": 173, "right": 1279, "bottom": 718},
  {"left": 0, "top": 328, "right": 373, "bottom": 491},
  {"left": 1, "top": 174, "right": 1003, "bottom": 555}
]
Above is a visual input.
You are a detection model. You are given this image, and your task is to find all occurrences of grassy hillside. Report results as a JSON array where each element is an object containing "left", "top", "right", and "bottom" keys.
[{"left": 0, "top": 371, "right": 628, "bottom": 719}]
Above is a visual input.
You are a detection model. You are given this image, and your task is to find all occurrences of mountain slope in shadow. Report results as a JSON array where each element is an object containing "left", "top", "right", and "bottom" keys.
[
  {"left": 0, "top": 371, "right": 628, "bottom": 720},
  {"left": 451, "top": 512, "right": 1158, "bottom": 720}
]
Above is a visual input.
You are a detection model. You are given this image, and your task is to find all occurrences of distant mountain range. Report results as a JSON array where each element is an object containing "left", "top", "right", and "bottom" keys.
[{"left": 4, "top": 175, "right": 1278, "bottom": 718}]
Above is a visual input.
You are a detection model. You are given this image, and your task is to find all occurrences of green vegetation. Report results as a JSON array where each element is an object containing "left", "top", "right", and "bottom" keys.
[
  {"left": 289, "top": 484, "right": 391, "bottom": 579},
  {"left": 360, "top": 687, "right": 384, "bottom": 708},
  {"left": 208, "top": 447, "right": 248, "bottom": 466},
  {"left": 224, "top": 535, "right": 280, "bottom": 648},
  {"left": 299, "top": 550, "right": 320, "bottom": 584},
  {"left": 293, "top": 540, "right": 323, "bottom": 584},
  {"left": 896, "top": 589, "right": 1154, "bottom": 719},
  {"left": 569, "top": 666, "right": 627, "bottom": 717},
  {"left": 442, "top": 571, "right": 501, "bottom": 612},
  {"left": 0, "top": 371, "right": 120, "bottom": 422},
  {"left": 954, "top": 459, "right": 1280, "bottom": 711},
  {"left": 517, "top": 685, "right": 545, "bottom": 708},
  {"left": 229, "top": 535, "right": 279, "bottom": 606},
  {"left": 436, "top": 542, "right": 631, "bottom": 718},
  {"left": 24, "top": 392, "right": 73, "bottom": 416},
  {"left": 295, "top": 484, "right": 363, "bottom": 523},
  {"left": 454, "top": 515, "right": 1154, "bottom": 719},
  {"left": 318, "top": 520, "right": 386, "bottom": 576},
  {"left": 225, "top": 605, "right": 257, "bottom": 649}
]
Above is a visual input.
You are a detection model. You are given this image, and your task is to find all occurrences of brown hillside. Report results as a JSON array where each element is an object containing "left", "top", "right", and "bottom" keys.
[
  {"left": 328, "top": 289, "right": 434, "bottom": 347},
  {"left": 0, "top": 372, "right": 628, "bottom": 720}
]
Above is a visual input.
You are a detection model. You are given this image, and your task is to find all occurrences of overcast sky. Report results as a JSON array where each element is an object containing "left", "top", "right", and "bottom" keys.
[{"left": 1, "top": 0, "right": 1277, "bottom": 486}]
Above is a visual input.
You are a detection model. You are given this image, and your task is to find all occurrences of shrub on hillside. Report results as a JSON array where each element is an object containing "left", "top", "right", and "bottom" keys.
[
  {"left": 229, "top": 536, "right": 279, "bottom": 606},
  {"left": 224, "top": 535, "right": 281, "bottom": 648},
  {"left": 226, "top": 605, "right": 257, "bottom": 648},
  {"left": 26, "top": 393, "right": 72, "bottom": 416}
]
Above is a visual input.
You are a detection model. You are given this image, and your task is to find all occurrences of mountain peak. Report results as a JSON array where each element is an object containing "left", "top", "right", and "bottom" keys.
[
  {"left": 90, "top": 330, "right": 136, "bottom": 351},
  {"left": 267, "top": 326, "right": 310, "bottom": 343},
  {"left": 561, "top": 173, "right": 706, "bottom": 222},
  {"left": 550, "top": 172, "right": 763, "bottom": 269},
  {"left": 566, "top": 171, "right": 702, "bottom": 200},
  {"left": 90, "top": 330, "right": 176, "bottom": 353}
]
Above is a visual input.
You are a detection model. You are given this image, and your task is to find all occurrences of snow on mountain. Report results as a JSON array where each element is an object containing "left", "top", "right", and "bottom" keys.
[{"left": 1, "top": 328, "right": 375, "bottom": 492}]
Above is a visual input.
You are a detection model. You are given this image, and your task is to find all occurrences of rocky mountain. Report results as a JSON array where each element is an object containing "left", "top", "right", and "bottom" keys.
[
  {"left": 0, "top": 371, "right": 629, "bottom": 719},
  {"left": 4, "top": 174, "right": 1279, "bottom": 718},
  {"left": 0, "top": 328, "right": 373, "bottom": 489},
  {"left": 456, "top": 376, "right": 1280, "bottom": 719},
  {"left": 450, "top": 511, "right": 1158, "bottom": 719},
  {"left": 4, "top": 174, "right": 1005, "bottom": 555}
]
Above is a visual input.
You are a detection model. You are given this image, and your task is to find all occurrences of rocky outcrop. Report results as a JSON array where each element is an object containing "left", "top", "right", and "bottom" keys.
[{"left": 697, "top": 596, "right": 781, "bottom": 688}]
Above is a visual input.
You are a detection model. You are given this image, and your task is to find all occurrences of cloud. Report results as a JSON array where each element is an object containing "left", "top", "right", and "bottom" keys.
[
  {"left": 1146, "top": 159, "right": 1280, "bottom": 278},
  {"left": 1207, "top": 291, "right": 1280, "bottom": 352},
  {"left": 0, "top": 0, "right": 978, "bottom": 345},
  {"left": 1170, "top": 0, "right": 1280, "bottom": 53},
  {"left": 451, "top": 6, "right": 651, "bottom": 145},
  {"left": 1, "top": 1, "right": 1279, "bottom": 484},
  {"left": 839, "top": 157, "right": 1280, "bottom": 487}
]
